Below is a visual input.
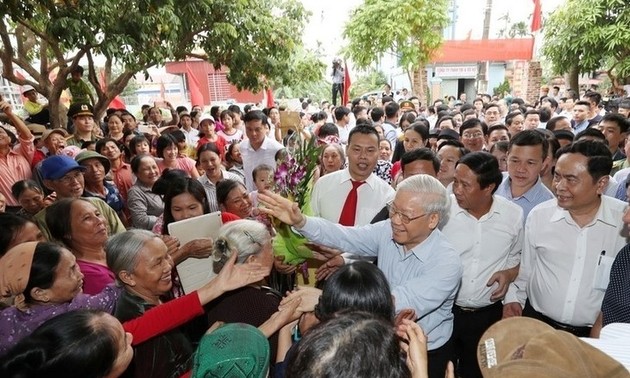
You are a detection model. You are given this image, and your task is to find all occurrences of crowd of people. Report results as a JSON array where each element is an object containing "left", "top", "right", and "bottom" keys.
[{"left": 0, "top": 81, "right": 629, "bottom": 378}]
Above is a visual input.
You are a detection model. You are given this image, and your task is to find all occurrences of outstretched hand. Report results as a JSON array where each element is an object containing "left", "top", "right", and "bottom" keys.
[
  {"left": 397, "top": 319, "right": 429, "bottom": 378},
  {"left": 257, "top": 191, "right": 306, "bottom": 228},
  {"left": 213, "top": 248, "right": 270, "bottom": 293}
]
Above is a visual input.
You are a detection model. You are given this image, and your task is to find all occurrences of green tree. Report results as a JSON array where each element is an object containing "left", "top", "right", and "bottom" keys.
[
  {"left": 272, "top": 46, "right": 327, "bottom": 102},
  {"left": 0, "top": 0, "right": 310, "bottom": 127},
  {"left": 350, "top": 69, "right": 388, "bottom": 99},
  {"left": 542, "top": 0, "right": 630, "bottom": 92},
  {"left": 344, "top": 0, "right": 450, "bottom": 106}
]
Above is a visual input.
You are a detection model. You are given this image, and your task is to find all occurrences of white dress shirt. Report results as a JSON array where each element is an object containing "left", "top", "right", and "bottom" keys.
[
  {"left": 505, "top": 196, "right": 628, "bottom": 326},
  {"left": 180, "top": 127, "right": 200, "bottom": 147},
  {"left": 240, "top": 136, "right": 284, "bottom": 191},
  {"left": 311, "top": 169, "right": 395, "bottom": 226},
  {"left": 441, "top": 195, "right": 523, "bottom": 308}
]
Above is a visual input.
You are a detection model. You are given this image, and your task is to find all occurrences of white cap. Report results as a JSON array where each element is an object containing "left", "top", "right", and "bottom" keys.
[
  {"left": 21, "top": 85, "right": 35, "bottom": 94},
  {"left": 199, "top": 114, "right": 215, "bottom": 124}
]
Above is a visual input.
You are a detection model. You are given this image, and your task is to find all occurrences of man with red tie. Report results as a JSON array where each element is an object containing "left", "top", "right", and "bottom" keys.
[{"left": 311, "top": 125, "right": 394, "bottom": 227}]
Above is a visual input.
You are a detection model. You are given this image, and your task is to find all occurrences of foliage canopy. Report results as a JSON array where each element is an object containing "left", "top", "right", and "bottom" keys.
[{"left": 0, "top": 0, "right": 319, "bottom": 125}]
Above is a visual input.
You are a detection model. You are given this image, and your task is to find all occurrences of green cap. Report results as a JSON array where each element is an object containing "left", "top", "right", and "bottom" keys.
[{"left": 192, "top": 323, "right": 270, "bottom": 378}]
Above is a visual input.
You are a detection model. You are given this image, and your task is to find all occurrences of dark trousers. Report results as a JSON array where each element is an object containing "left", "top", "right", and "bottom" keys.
[
  {"left": 451, "top": 302, "right": 503, "bottom": 378},
  {"left": 523, "top": 300, "right": 591, "bottom": 337},
  {"left": 427, "top": 338, "right": 454, "bottom": 378},
  {"left": 332, "top": 83, "right": 343, "bottom": 106}
]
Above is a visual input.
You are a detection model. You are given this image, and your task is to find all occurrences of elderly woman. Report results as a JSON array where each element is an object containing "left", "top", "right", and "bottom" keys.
[
  {"left": 0, "top": 241, "right": 120, "bottom": 355},
  {"left": 127, "top": 154, "right": 163, "bottom": 230},
  {"left": 0, "top": 239, "right": 270, "bottom": 362},
  {"left": 107, "top": 228, "right": 279, "bottom": 378},
  {"left": 107, "top": 230, "right": 195, "bottom": 377},
  {"left": 206, "top": 219, "right": 280, "bottom": 362},
  {"left": 10, "top": 180, "right": 46, "bottom": 220},
  {"left": 46, "top": 198, "right": 114, "bottom": 294}
]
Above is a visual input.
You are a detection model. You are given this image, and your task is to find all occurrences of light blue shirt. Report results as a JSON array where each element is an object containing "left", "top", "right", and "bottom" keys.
[
  {"left": 495, "top": 174, "right": 554, "bottom": 222},
  {"left": 573, "top": 119, "right": 590, "bottom": 134},
  {"left": 299, "top": 217, "right": 462, "bottom": 350}
]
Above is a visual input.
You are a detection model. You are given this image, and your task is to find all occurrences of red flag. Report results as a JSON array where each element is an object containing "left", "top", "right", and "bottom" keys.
[
  {"left": 531, "top": 0, "right": 542, "bottom": 32},
  {"left": 99, "top": 69, "right": 126, "bottom": 109},
  {"left": 265, "top": 87, "right": 275, "bottom": 108},
  {"left": 185, "top": 65, "right": 205, "bottom": 106},
  {"left": 342, "top": 61, "right": 351, "bottom": 106}
]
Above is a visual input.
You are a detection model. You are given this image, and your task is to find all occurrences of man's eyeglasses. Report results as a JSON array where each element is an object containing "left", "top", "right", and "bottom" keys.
[
  {"left": 387, "top": 202, "right": 429, "bottom": 224},
  {"left": 462, "top": 132, "right": 484, "bottom": 139},
  {"left": 56, "top": 170, "right": 83, "bottom": 185}
]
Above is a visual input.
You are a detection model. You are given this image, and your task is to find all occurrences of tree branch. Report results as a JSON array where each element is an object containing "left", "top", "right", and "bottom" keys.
[{"left": 86, "top": 50, "right": 105, "bottom": 99}]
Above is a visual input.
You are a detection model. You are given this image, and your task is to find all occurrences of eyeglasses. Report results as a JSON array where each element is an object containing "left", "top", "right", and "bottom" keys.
[
  {"left": 387, "top": 202, "right": 429, "bottom": 224},
  {"left": 462, "top": 132, "right": 484, "bottom": 139},
  {"left": 56, "top": 170, "right": 83, "bottom": 185}
]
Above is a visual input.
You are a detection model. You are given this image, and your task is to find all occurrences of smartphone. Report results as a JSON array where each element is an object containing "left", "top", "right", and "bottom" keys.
[
  {"left": 138, "top": 123, "right": 153, "bottom": 134},
  {"left": 154, "top": 100, "right": 168, "bottom": 108}
]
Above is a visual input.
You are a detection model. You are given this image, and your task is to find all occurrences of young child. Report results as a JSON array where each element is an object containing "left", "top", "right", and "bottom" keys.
[
  {"left": 249, "top": 164, "right": 274, "bottom": 208},
  {"left": 65, "top": 66, "right": 94, "bottom": 105}
]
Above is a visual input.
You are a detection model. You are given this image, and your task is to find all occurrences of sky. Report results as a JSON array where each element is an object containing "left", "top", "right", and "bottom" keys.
[{"left": 300, "top": 0, "right": 565, "bottom": 64}]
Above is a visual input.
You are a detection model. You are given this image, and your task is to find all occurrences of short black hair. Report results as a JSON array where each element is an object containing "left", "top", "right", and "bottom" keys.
[
  {"left": 487, "top": 124, "right": 510, "bottom": 137},
  {"left": 459, "top": 118, "right": 488, "bottom": 136},
  {"left": 556, "top": 139, "right": 612, "bottom": 182},
  {"left": 370, "top": 107, "right": 384, "bottom": 122},
  {"left": 348, "top": 124, "right": 379, "bottom": 146},
  {"left": 242, "top": 109, "right": 267, "bottom": 125},
  {"left": 575, "top": 128, "right": 606, "bottom": 143},
  {"left": 334, "top": 106, "right": 351, "bottom": 121},
  {"left": 600, "top": 113, "right": 630, "bottom": 133},
  {"left": 456, "top": 151, "right": 503, "bottom": 194},
  {"left": 318, "top": 123, "right": 339, "bottom": 138},
  {"left": 400, "top": 148, "right": 440, "bottom": 175},
  {"left": 583, "top": 91, "right": 602, "bottom": 106},
  {"left": 508, "top": 129, "right": 549, "bottom": 160},
  {"left": 384, "top": 102, "right": 399, "bottom": 118},
  {"left": 553, "top": 129, "right": 575, "bottom": 143},
  {"left": 505, "top": 112, "right": 523, "bottom": 126}
]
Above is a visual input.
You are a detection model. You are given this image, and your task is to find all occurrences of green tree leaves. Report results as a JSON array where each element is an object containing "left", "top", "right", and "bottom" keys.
[
  {"left": 542, "top": 0, "right": 630, "bottom": 84},
  {"left": 0, "top": 0, "right": 314, "bottom": 126}
]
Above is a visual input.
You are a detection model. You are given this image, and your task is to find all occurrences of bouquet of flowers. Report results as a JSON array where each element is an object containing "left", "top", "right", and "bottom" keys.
[{"left": 271, "top": 136, "right": 322, "bottom": 265}]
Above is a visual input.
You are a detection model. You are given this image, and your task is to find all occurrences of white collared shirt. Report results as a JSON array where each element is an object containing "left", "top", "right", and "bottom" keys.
[
  {"left": 180, "top": 127, "right": 200, "bottom": 147},
  {"left": 506, "top": 196, "right": 629, "bottom": 326},
  {"left": 310, "top": 169, "right": 395, "bottom": 226},
  {"left": 441, "top": 195, "right": 523, "bottom": 308},
  {"left": 240, "top": 136, "right": 284, "bottom": 191}
]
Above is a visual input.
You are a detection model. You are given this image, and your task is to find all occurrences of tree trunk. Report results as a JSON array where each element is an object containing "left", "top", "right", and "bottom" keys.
[
  {"left": 567, "top": 65, "right": 579, "bottom": 92},
  {"left": 412, "top": 67, "right": 427, "bottom": 107},
  {"left": 477, "top": 0, "right": 492, "bottom": 94}
]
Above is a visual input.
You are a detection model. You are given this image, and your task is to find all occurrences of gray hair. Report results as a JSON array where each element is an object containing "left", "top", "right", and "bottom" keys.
[
  {"left": 396, "top": 174, "right": 451, "bottom": 226},
  {"left": 106, "top": 229, "right": 157, "bottom": 285},
  {"left": 212, "top": 219, "right": 271, "bottom": 274}
]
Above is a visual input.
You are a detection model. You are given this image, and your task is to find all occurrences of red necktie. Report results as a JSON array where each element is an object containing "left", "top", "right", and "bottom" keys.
[{"left": 339, "top": 180, "right": 365, "bottom": 226}]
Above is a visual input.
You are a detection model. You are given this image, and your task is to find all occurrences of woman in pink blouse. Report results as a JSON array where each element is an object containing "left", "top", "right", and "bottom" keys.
[{"left": 155, "top": 134, "right": 199, "bottom": 179}]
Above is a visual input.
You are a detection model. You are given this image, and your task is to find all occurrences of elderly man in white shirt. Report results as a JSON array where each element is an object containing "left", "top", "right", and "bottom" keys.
[
  {"left": 441, "top": 151, "right": 523, "bottom": 378},
  {"left": 240, "top": 110, "right": 284, "bottom": 191},
  {"left": 504, "top": 140, "right": 629, "bottom": 337}
]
